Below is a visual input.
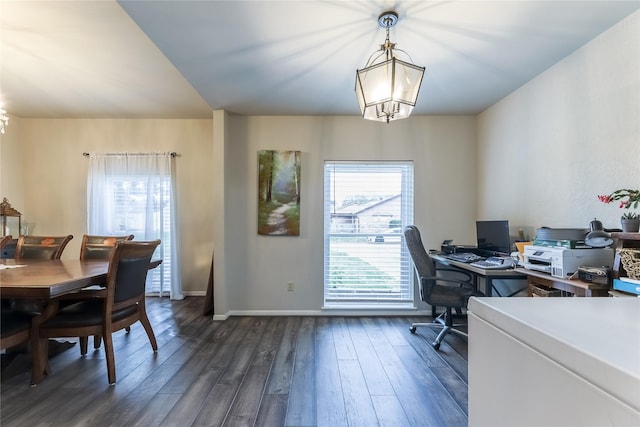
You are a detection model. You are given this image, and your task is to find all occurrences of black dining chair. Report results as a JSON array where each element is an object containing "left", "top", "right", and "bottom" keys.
[{"left": 32, "top": 240, "right": 161, "bottom": 385}]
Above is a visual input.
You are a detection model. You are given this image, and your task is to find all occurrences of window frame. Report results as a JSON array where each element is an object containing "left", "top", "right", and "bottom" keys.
[{"left": 323, "top": 161, "right": 414, "bottom": 307}]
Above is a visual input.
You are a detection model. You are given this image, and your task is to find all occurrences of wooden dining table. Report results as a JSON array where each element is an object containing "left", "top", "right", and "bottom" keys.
[
  {"left": 1, "top": 258, "right": 162, "bottom": 385},
  {"left": 1, "top": 259, "right": 109, "bottom": 385},
  {"left": 0, "top": 259, "right": 109, "bottom": 299}
]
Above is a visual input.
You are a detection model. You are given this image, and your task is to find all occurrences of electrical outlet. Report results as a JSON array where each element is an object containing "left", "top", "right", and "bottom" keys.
[{"left": 287, "top": 281, "right": 294, "bottom": 292}]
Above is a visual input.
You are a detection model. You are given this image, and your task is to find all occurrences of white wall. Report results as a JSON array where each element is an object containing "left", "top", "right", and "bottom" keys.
[
  {"left": 215, "top": 115, "right": 477, "bottom": 314},
  {"left": 477, "top": 10, "right": 640, "bottom": 238},
  {"left": 0, "top": 118, "right": 214, "bottom": 295}
]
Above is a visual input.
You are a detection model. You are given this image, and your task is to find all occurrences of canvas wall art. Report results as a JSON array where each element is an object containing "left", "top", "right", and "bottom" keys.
[{"left": 258, "top": 150, "right": 301, "bottom": 236}]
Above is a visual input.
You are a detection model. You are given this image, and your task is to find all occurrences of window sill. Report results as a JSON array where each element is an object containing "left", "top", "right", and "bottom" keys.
[{"left": 322, "top": 303, "right": 417, "bottom": 311}]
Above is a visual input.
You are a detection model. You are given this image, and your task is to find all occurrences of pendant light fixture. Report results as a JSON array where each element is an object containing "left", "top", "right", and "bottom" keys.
[{"left": 355, "top": 11, "right": 425, "bottom": 123}]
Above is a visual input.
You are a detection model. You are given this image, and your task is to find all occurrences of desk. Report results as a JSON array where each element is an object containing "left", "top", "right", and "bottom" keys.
[
  {"left": 431, "top": 254, "right": 526, "bottom": 296},
  {"left": 514, "top": 267, "right": 610, "bottom": 297}
]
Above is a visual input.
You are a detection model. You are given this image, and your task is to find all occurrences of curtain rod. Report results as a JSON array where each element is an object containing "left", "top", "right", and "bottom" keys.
[{"left": 83, "top": 152, "right": 177, "bottom": 157}]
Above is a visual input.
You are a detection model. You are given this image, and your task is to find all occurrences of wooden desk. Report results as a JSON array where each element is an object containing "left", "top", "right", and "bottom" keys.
[
  {"left": 0, "top": 259, "right": 108, "bottom": 299},
  {"left": 514, "top": 267, "right": 610, "bottom": 297},
  {"left": 432, "top": 254, "right": 526, "bottom": 296}
]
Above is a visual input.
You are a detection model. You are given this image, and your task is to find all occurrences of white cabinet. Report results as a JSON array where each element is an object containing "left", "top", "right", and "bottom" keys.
[{"left": 468, "top": 297, "right": 640, "bottom": 426}]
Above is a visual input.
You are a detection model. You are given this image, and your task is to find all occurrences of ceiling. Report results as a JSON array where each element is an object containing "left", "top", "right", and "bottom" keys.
[{"left": 2, "top": 1, "right": 639, "bottom": 119}]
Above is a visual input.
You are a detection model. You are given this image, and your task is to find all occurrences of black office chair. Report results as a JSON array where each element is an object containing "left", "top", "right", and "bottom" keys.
[{"left": 404, "top": 225, "right": 483, "bottom": 350}]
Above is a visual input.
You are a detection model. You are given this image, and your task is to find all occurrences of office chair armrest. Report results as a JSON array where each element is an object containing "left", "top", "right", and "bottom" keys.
[
  {"left": 426, "top": 277, "right": 476, "bottom": 291},
  {"left": 421, "top": 276, "right": 478, "bottom": 302},
  {"left": 434, "top": 267, "right": 474, "bottom": 284}
]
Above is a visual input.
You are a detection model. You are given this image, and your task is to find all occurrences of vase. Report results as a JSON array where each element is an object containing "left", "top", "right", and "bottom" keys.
[{"left": 621, "top": 218, "right": 640, "bottom": 233}]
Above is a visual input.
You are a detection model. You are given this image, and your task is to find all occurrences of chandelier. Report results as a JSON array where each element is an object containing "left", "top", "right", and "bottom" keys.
[
  {"left": 0, "top": 106, "right": 8, "bottom": 134},
  {"left": 355, "top": 11, "right": 425, "bottom": 123}
]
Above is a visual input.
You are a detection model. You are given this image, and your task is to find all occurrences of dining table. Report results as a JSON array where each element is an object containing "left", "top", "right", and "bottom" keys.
[
  {"left": 0, "top": 259, "right": 109, "bottom": 299},
  {"left": 1, "top": 258, "right": 109, "bottom": 385}
]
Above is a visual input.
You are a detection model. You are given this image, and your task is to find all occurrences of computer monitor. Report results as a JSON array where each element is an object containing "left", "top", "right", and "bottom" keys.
[{"left": 476, "top": 220, "right": 511, "bottom": 255}]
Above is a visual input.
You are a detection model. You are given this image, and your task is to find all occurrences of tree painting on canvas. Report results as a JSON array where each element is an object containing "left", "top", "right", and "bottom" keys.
[{"left": 258, "top": 150, "right": 301, "bottom": 236}]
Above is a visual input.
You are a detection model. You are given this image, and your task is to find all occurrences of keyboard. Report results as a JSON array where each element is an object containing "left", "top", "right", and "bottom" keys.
[
  {"left": 470, "top": 257, "right": 515, "bottom": 270},
  {"left": 446, "top": 253, "right": 484, "bottom": 263}
]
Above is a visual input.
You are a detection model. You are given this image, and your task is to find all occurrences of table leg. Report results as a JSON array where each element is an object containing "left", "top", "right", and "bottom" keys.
[{"left": 29, "top": 300, "right": 59, "bottom": 386}]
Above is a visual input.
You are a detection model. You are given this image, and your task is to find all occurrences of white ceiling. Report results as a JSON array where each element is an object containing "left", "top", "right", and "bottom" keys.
[{"left": 2, "top": 1, "right": 639, "bottom": 119}]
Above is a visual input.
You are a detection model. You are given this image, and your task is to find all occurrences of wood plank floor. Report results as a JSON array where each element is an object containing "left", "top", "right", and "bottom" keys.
[{"left": 1, "top": 297, "right": 469, "bottom": 427}]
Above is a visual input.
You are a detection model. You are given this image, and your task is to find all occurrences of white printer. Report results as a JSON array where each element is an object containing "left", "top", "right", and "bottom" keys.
[{"left": 523, "top": 245, "right": 614, "bottom": 278}]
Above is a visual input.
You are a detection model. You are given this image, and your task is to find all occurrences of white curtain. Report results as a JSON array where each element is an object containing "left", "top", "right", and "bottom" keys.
[{"left": 87, "top": 153, "right": 183, "bottom": 300}]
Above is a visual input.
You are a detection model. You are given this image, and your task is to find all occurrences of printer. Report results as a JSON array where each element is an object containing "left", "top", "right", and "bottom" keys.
[{"left": 523, "top": 245, "right": 614, "bottom": 278}]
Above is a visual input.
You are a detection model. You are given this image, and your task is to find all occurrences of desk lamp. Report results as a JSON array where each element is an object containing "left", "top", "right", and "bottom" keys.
[{"left": 585, "top": 219, "right": 613, "bottom": 248}]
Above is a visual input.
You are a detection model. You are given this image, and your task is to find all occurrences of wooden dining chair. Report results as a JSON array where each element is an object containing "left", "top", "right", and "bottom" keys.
[
  {"left": 79, "top": 234, "right": 135, "bottom": 260},
  {"left": 1, "top": 234, "right": 17, "bottom": 259},
  {"left": 1, "top": 310, "right": 34, "bottom": 352},
  {"left": 0, "top": 234, "right": 13, "bottom": 249},
  {"left": 33, "top": 239, "right": 161, "bottom": 385},
  {"left": 74, "top": 234, "right": 135, "bottom": 352},
  {"left": 15, "top": 235, "right": 74, "bottom": 260}
]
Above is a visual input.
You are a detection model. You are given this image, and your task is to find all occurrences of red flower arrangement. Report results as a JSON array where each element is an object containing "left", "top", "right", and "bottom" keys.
[{"left": 598, "top": 189, "right": 640, "bottom": 219}]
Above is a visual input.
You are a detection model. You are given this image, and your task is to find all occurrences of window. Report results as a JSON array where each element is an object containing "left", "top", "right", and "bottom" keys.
[
  {"left": 324, "top": 161, "right": 414, "bottom": 306},
  {"left": 87, "top": 153, "right": 182, "bottom": 299}
]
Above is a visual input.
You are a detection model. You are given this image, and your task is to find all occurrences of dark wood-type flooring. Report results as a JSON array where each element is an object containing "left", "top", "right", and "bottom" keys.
[{"left": 1, "top": 297, "right": 469, "bottom": 426}]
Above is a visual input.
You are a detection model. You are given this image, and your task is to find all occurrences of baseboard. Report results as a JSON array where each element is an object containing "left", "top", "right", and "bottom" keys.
[
  {"left": 212, "top": 308, "right": 431, "bottom": 319},
  {"left": 183, "top": 290, "right": 207, "bottom": 297}
]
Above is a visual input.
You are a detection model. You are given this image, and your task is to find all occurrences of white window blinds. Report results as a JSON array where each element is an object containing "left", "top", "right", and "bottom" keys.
[{"left": 323, "top": 161, "right": 414, "bottom": 306}]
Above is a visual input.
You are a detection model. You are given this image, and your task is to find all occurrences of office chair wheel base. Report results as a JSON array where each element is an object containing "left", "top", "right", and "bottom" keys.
[
  {"left": 409, "top": 326, "right": 417, "bottom": 334},
  {"left": 432, "top": 341, "right": 441, "bottom": 350}
]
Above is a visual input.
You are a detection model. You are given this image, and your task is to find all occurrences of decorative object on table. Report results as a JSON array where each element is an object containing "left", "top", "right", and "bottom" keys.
[
  {"left": 617, "top": 248, "right": 640, "bottom": 280},
  {"left": 355, "top": 10, "right": 425, "bottom": 123},
  {"left": 597, "top": 188, "right": 640, "bottom": 232},
  {"left": 0, "top": 198, "right": 21, "bottom": 237},
  {"left": 584, "top": 219, "right": 613, "bottom": 248},
  {"left": 257, "top": 150, "right": 300, "bottom": 236},
  {"left": 620, "top": 213, "right": 640, "bottom": 233},
  {"left": 576, "top": 266, "right": 610, "bottom": 285}
]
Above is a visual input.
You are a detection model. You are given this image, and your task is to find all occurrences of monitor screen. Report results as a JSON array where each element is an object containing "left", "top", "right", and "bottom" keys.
[{"left": 476, "top": 220, "right": 511, "bottom": 255}]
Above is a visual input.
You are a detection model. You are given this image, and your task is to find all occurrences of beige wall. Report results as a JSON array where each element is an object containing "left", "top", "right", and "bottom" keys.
[
  {"left": 0, "top": 116, "right": 25, "bottom": 214},
  {"left": 477, "top": 10, "right": 640, "bottom": 238},
  {"left": 3, "top": 11, "right": 637, "bottom": 315},
  {"left": 214, "top": 114, "right": 477, "bottom": 315},
  {"left": 0, "top": 118, "right": 214, "bottom": 295}
]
